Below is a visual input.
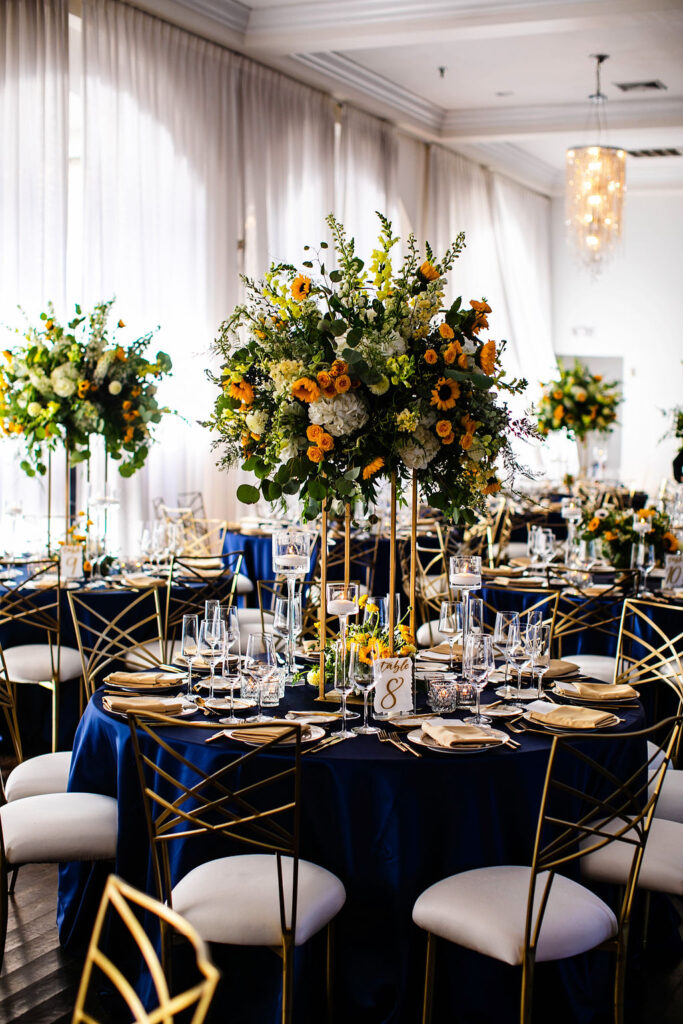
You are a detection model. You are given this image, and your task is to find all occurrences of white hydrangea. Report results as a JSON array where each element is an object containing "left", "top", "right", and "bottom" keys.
[
  {"left": 28, "top": 369, "right": 52, "bottom": 396},
  {"left": 51, "top": 362, "right": 78, "bottom": 398},
  {"left": 398, "top": 425, "right": 439, "bottom": 470},
  {"left": 245, "top": 409, "right": 268, "bottom": 434},
  {"left": 308, "top": 392, "right": 368, "bottom": 437}
]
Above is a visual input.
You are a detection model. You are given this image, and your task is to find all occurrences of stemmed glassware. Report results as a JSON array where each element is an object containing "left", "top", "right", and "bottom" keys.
[
  {"left": 438, "top": 601, "right": 464, "bottom": 672},
  {"left": 333, "top": 639, "right": 356, "bottom": 739},
  {"left": 493, "top": 611, "right": 520, "bottom": 691},
  {"left": 349, "top": 641, "right": 379, "bottom": 735},
  {"left": 327, "top": 582, "right": 359, "bottom": 691},
  {"left": 505, "top": 629, "right": 531, "bottom": 694},
  {"left": 244, "top": 633, "right": 278, "bottom": 723},
  {"left": 362, "top": 594, "right": 400, "bottom": 630},
  {"left": 273, "top": 530, "right": 311, "bottom": 684},
  {"left": 180, "top": 613, "right": 199, "bottom": 702},
  {"left": 273, "top": 592, "right": 302, "bottom": 673},
  {"left": 632, "top": 542, "right": 656, "bottom": 596},
  {"left": 449, "top": 555, "right": 481, "bottom": 639},
  {"left": 198, "top": 614, "right": 225, "bottom": 700},
  {"left": 221, "top": 623, "right": 240, "bottom": 723},
  {"left": 522, "top": 611, "right": 543, "bottom": 690},
  {"left": 463, "top": 633, "right": 494, "bottom": 726},
  {"left": 530, "top": 624, "right": 552, "bottom": 698}
]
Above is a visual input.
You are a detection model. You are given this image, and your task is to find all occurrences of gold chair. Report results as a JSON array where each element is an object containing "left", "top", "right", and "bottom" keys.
[
  {"left": 72, "top": 874, "right": 219, "bottom": 1024},
  {"left": 0, "top": 558, "right": 82, "bottom": 755},
  {"left": 180, "top": 517, "right": 229, "bottom": 558},
  {"left": 480, "top": 586, "right": 559, "bottom": 637},
  {"left": 413, "top": 714, "right": 682, "bottom": 1024},
  {"left": 68, "top": 587, "right": 165, "bottom": 697},
  {"left": 164, "top": 551, "right": 245, "bottom": 662},
  {"left": 549, "top": 573, "right": 638, "bottom": 681},
  {"left": 128, "top": 714, "right": 346, "bottom": 1024}
]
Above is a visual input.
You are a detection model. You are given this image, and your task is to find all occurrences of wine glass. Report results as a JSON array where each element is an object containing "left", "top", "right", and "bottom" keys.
[
  {"left": 506, "top": 629, "right": 531, "bottom": 694},
  {"left": 449, "top": 555, "right": 481, "bottom": 638},
  {"left": 468, "top": 598, "right": 484, "bottom": 636},
  {"left": 531, "top": 624, "right": 552, "bottom": 698},
  {"left": 221, "top": 624, "right": 240, "bottom": 723},
  {"left": 463, "top": 633, "right": 494, "bottom": 725},
  {"left": 349, "top": 641, "right": 379, "bottom": 735},
  {"left": 333, "top": 639, "right": 356, "bottom": 739},
  {"left": 633, "top": 542, "right": 656, "bottom": 596},
  {"left": 493, "top": 611, "right": 520, "bottom": 691},
  {"left": 522, "top": 616, "right": 543, "bottom": 691},
  {"left": 244, "top": 633, "right": 277, "bottom": 723},
  {"left": 363, "top": 594, "right": 400, "bottom": 630},
  {"left": 438, "top": 601, "right": 464, "bottom": 671},
  {"left": 273, "top": 530, "right": 311, "bottom": 683},
  {"left": 199, "top": 615, "right": 225, "bottom": 701},
  {"left": 181, "top": 614, "right": 199, "bottom": 702}
]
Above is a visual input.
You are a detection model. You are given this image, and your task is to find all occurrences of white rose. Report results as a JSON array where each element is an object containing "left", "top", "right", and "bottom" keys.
[
  {"left": 369, "top": 376, "right": 390, "bottom": 396},
  {"left": 245, "top": 409, "right": 268, "bottom": 434},
  {"left": 27, "top": 401, "right": 42, "bottom": 417},
  {"left": 52, "top": 376, "right": 76, "bottom": 398},
  {"left": 108, "top": 380, "right": 122, "bottom": 396}
]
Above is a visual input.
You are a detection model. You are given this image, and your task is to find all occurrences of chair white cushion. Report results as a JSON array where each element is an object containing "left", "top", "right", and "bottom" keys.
[
  {"left": 172, "top": 853, "right": 345, "bottom": 947},
  {"left": 123, "top": 638, "right": 176, "bottom": 670},
  {"left": 0, "top": 792, "right": 117, "bottom": 865},
  {"left": 416, "top": 621, "right": 448, "bottom": 648},
  {"left": 580, "top": 817, "right": 683, "bottom": 895},
  {"left": 412, "top": 865, "right": 617, "bottom": 966},
  {"left": 237, "top": 609, "right": 272, "bottom": 626},
  {"left": 5, "top": 751, "right": 72, "bottom": 802},
  {"left": 235, "top": 573, "right": 254, "bottom": 595},
  {"left": 421, "top": 575, "right": 449, "bottom": 603},
  {"left": 505, "top": 542, "right": 529, "bottom": 560},
  {"left": 568, "top": 655, "right": 615, "bottom": 684},
  {"left": 2, "top": 644, "right": 82, "bottom": 683},
  {"left": 653, "top": 770, "right": 683, "bottom": 825}
]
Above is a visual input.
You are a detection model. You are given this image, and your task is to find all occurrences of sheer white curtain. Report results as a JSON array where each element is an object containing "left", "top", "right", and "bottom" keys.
[
  {"left": 80, "top": 0, "right": 243, "bottom": 551},
  {"left": 0, "top": 0, "right": 69, "bottom": 535},
  {"left": 335, "top": 105, "right": 398, "bottom": 259}
]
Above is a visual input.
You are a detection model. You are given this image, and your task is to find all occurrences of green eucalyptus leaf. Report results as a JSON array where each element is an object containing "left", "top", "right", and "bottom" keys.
[{"left": 236, "top": 483, "right": 260, "bottom": 505}]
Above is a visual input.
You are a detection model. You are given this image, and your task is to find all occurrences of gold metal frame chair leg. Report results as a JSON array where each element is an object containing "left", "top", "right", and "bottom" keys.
[
  {"left": 613, "top": 929, "right": 628, "bottom": 1024},
  {"left": 520, "top": 951, "right": 535, "bottom": 1024},
  {"left": 51, "top": 681, "right": 58, "bottom": 754},
  {"left": 281, "top": 933, "right": 295, "bottom": 1024},
  {"left": 421, "top": 931, "right": 436, "bottom": 1024}
]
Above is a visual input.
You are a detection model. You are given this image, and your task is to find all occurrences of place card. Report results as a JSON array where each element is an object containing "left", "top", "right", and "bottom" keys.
[
  {"left": 60, "top": 544, "right": 83, "bottom": 581},
  {"left": 373, "top": 655, "right": 413, "bottom": 717},
  {"left": 663, "top": 555, "right": 683, "bottom": 590}
]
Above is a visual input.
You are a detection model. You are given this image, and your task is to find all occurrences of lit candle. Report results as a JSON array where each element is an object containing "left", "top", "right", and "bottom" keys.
[
  {"left": 450, "top": 572, "right": 480, "bottom": 587},
  {"left": 275, "top": 553, "right": 309, "bottom": 572},
  {"left": 328, "top": 598, "right": 358, "bottom": 616}
]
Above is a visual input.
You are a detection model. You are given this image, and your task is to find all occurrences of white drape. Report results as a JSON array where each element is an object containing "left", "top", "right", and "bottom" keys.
[
  {"left": 0, "top": 0, "right": 69, "bottom": 536},
  {"left": 335, "top": 105, "right": 398, "bottom": 258}
]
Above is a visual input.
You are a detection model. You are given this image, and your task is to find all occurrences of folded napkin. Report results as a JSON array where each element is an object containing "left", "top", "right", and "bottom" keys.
[
  {"left": 419, "top": 642, "right": 461, "bottom": 661},
  {"left": 122, "top": 573, "right": 166, "bottom": 588},
  {"left": 421, "top": 721, "right": 500, "bottom": 747},
  {"left": 102, "top": 695, "right": 185, "bottom": 716},
  {"left": 233, "top": 723, "right": 312, "bottom": 743},
  {"left": 526, "top": 701, "right": 616, "bottom": 729},
  {"left": 287, "top": 709, "right": 342, "bottom": 719},
  {"left": 105, "top": 671, "right": 180, "bottom": 688},
  {"left": 522, "top": 659, "right": 578, "bottom": 681},
  {"left": 556, "top": 681, "right": 638, "bottom": 701}
]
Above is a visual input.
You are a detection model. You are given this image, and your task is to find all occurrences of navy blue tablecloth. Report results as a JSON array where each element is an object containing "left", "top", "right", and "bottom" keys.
[{"left": 58, "top": 682, "right": 645, "bottom": 1024}]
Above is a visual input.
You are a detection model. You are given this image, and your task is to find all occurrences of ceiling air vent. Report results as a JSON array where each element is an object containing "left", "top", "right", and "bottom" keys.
[
  {"left": 626, "top": 147, "right": 682, "bottom": 158},
  {"left": 614, "top": 80, "right": 667, "bottom": 92}
]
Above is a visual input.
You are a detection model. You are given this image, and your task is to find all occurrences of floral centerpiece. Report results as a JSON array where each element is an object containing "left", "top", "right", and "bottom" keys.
[
  {"left": 536, "top": 359, "right": 621, "bottom": 441},
  {"left": 0, "top": 300, "right": 173, "bottom": 477},
  {"left": 205, "top": 214, "right": 533, "bottom": 523},
  {"left": 581, "top": 505, "right": 679, "bottom": 569}
]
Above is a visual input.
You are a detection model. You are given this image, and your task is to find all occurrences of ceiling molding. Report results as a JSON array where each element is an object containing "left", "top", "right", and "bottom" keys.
[
  {"left": 441, "top": 97, "right": 683, "bottom": 141},
  {"left": 448, "top": 140, "right": 561, "bottom": 195},
  {"left": 291, "top": 52, "right": 444, "bottom": 132},
  {"left": 173, "top": 0, "right": 249, "bottom": 34}
]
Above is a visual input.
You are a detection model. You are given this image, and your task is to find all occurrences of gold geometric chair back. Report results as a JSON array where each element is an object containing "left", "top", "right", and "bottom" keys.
[
  {"left": 552, "top": 575, "right": 637, "bottom": 660},
  {"left": 517, "top": 714, "right": 683, "bottom": 1024},
  {"left": 398, "top": 530, "right": 449, "bottom": 627},
  {"left": 479, "top": 586, "right": 559, "bottom": 638},
  {"left": 67, "top": 587, "right": 165, "bottom": 698},
  {"left": 164, "top": 552, "right": 244, "bottom": 661},
  {"left": 324, "top": 522, "right": 382, "bottom": 594},
  {"left": 0, "top": 558, "right": 65, "bottom": 758},
  {"left": 127, "top": 714, "right": 302, "bottom": 941},
  {"left": 180, "top": 518, "right": 229, "bottom": 558},
  {"left": 177, "top": 490, "right": 207, "bottom": 520},
  {"left": 71, "top": 874, "right": 219, "bottom": 1024}
]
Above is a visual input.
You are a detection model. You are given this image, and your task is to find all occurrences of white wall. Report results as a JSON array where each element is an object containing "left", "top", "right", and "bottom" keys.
[{"left": 551, "top": 191, "right": 683, "bottom": 498}]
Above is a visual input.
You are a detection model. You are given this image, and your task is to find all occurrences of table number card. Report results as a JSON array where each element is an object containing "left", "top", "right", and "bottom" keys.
[
  {"left": 60, "top": 544, "right": 83, "bottom": 581},
  {"left": 663, "top": 554, "right": 683, "bottom": 590},
  {"left": 373, "top": 656, "right": 414, "bottom": 717}
]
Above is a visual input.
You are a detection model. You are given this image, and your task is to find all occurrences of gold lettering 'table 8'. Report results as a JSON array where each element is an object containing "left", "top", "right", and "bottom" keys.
[{"left": 380, "top": 676, "right": 404, "bottom": 711}]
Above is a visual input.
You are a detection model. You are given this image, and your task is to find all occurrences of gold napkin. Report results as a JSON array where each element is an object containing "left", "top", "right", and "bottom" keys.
[
  {"left": 105, "top": 671, "right": 178, "bottom": 688},
  {"left": 528, "top": 705, "right": 616, "bottom": 729},
  {"left": 421, "top": 722, "right": 500, "bottom": 747},
  {"left": 122, "top": 573, "right": 166, "bottom": 588},
  {"left": 558, "top": 681, "right": 638, "bottom": 701},
  {"left": 420, "top": 642, "right": 462, "bottom": 660},
  {"left": 522, "top": 659, "right": 578, "bottom": 681},
  {"left": 102, "top": 695, "right": 185, "bottom": 716},
  {"left": 233, "top": 723, "right": 312, "bottom": 743}
]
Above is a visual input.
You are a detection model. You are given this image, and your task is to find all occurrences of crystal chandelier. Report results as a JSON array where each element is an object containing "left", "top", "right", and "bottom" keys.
[{"left": 566, "top": 55, "right": 627, "bottom": 272}]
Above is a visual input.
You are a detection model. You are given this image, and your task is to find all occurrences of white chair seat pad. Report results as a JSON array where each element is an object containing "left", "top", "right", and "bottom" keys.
[
  {"left": 2, "top": 643, "right": 82, "bottom": 683},
  {"left": 416, "top": 621, "right": 448, "bottom": 648},
  {"left": 123, "top": 639, "right": 175, "bottom": 670},
  {"left": 654, "top": 770, "right": 683, "bottom": 825},
  {"left": 0, "top": 792, "right": 117, "bottom": 864},
  {"left": 235, "top": 573, "right": 254, "bottom": 594},
  {"left": 5, "top": 751, "right": 72, "bottom": 801},
  {"left": 567, "top": 655, "right": 615, "bottom": 684},
  {"left": 581, "top": 817, "right": 683, "bottom": 895},
  {"left": 172, "top": 853, "right": 345, "bottom": 947},
  {"left": 412, "top": 865, "right": 616, "bottom": 966}
]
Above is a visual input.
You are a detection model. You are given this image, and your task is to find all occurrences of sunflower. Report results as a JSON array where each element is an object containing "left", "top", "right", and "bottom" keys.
[
  {"left": 435, "top": 419, "right": 452, "bottom": 437},
  {"left": 424, "top": 349, "right": 437, "bottom": 365},
  {"left": 479, "top": 340, "right": 496, "bottom": 376},
  {"left": 229, "top": 380, "right": 254, "bottom": 405},
  {"left": 664, "top": 531, "right": 679, "bottom": 552},
  {"left": 318, "top": 432, "right": 334, "bottom": 452},
  {"left": 307, "top": 446, "right": 324, "bottom": 464},
  {"left": 335, "top": 374, "right": 351, "bottom": 393},
  {"left": 418, "top": 260, "right": 440, "bottom": 282},
  {"left": 77, "top": 380, "right": 90, "bottom": 398},
  {"left": 291, "top": 274, "right": 311, "bottom": 301},
  {"left": 362, "top": 456, "right": 384, "bottom": 480},
  {"left": 483, "top": 478, "right": 501, "bottom": 495},
  {"left": 291, "top": 377, "right": 320, "bottom": 403},
  {"left": 306, "top": 424, "right": 324, "bottom": 443},
  {"left": 438, "top": 323, "right": 454, "bottom": 339},
  {"left": 430, "top": 377, "right": 460, "bottom": 411},
  {"left": 587, "top": 517, "right": 600, "bottom": 532}
]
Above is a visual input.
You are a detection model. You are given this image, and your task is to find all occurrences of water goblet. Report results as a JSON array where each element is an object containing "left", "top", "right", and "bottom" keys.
[
  {"left": 221, "top": 625, "right": 240, "bottom": 723},
  {"left": 180, "top": 613, "right": 199, "bottom": 702},
  {"left": 506, "top": 630, "right": 531, "bottom": 695},
  {"left": 493, "top": 610, "right": 520, "bottom": 692},
  {"left": 532, "top": 624, "right": 552, "bottom": 698},
  {"left": 333, "top": 639, "right": 356, "bottom": 739},
  {"left": 349, "top": 641, "right": 379, "bottom": 735},
  {"left": 244, "top": 633, "right": 277, "bottom": 723},
  {"left": 199, "top": 615, "right": 225, "bottom": 701},
  {"left": 463, "top": 633, "right": 494, "bottom": 725},
  {"left": 438, "top": 600, "right": 464, "bottom": 671}
]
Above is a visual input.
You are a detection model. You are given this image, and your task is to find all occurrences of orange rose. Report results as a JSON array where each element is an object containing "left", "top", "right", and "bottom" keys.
[
  {"left": 317, "top": 371, "right": 333, "bottom": 389},
  {"left": 441, "top": 432, "right": 455, "bottom": 445},
  {"left": 307, "top": 446, "right": 324, "bottom": 464},
  {"left": 319, "top": 432, "right": 334, "bottom": 452},
  {"left": 330, "top": 359, "right": 349, "bottom": 377},
  {"left": 553, "top": 405, "right": 564, "bottom": 421},
  {"left": 306, "top": 424, "right": 324, "bottom": 443},
  {"left": 335, "top": 374, "right": 351, "bottom": 393},
  {"left": 435, "top": 419, "right": 452, "bottom": 437},
  {"left": 457, "top": 353, "right": 468, "bottom": 369},
  {"left": 479, "top": 340, "right": 496, "bottom": 376},
  {"left": 460, "top": 432, "right": 473, "bottom": 451},
  {"left": 470, "top": 299, "right": 492, "bottom": 314},
  {"left": 438, "top": 323, "right": 454, "bottom": 339},
  {"left": 424, "top": 349, "right": 438, "bottom": 365}
]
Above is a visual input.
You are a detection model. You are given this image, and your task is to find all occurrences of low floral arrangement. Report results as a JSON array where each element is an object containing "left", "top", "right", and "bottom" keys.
[
  {"left": 205, "top": 213, "right": 533, "bottom": 523},
  {"left": 536, "top": 359, "right": 621, "bottom": 440},
  {"left": 0, "top": 300, "right": 173, "bottom": 477},
  {"left": 302, "top": 595, "right": 416, "bottom": 688},
  {"left": 62, "top": 510, "right": 115, "bottom": 577},
  {"left": 581, "top": 505, "right": 679, "bottom": 568}
]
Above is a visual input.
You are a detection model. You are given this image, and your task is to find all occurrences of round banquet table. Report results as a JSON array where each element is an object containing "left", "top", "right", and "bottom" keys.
[{"left": 58, "top": 683, "right": 646, "bottom": 1024}]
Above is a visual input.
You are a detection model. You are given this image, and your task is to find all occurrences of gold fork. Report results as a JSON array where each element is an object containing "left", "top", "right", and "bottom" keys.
[{"left": 378, "top": 729, "right": 421, "bottom": 757}]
